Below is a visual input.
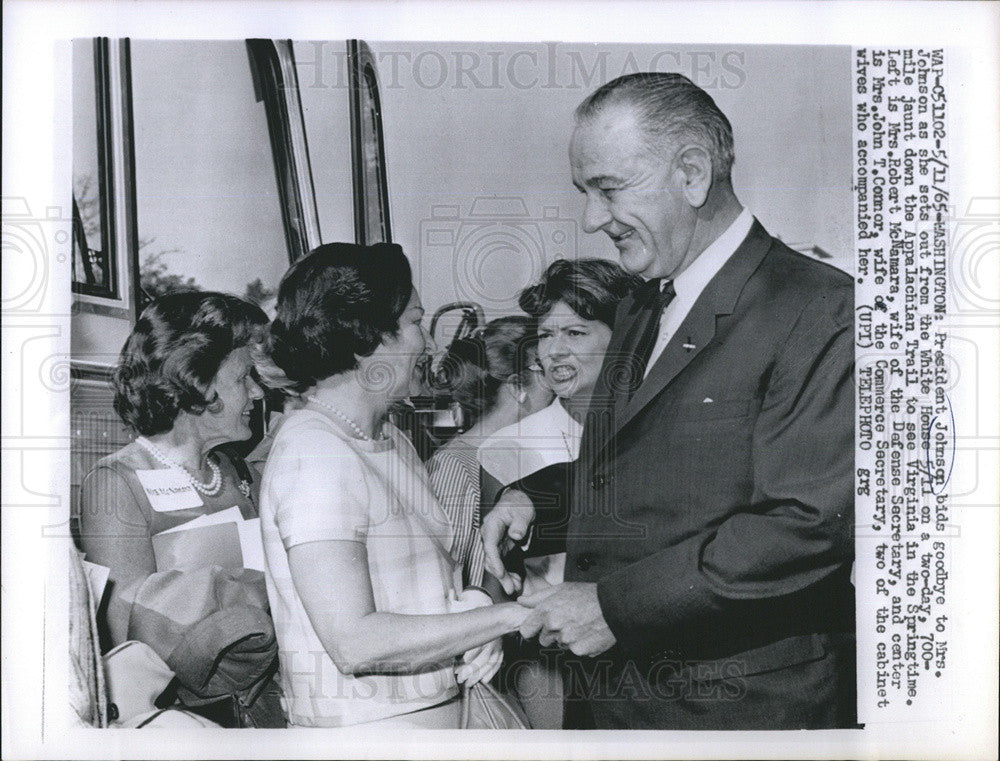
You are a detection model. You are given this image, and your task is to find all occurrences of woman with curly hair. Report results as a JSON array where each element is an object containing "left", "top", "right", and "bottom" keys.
[
  {"left": 79, "top": 290, "right": 283, "bottom": 726},
  {"left": 477, "top": 258, "right": 642, "bottom": 728}
]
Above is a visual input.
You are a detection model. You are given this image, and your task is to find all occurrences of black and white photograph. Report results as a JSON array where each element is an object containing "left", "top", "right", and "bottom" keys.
[{"left": 2, "top": 2, "right": 998, "bottom": 759}]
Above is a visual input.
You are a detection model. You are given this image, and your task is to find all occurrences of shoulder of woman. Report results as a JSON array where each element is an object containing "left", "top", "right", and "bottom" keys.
[
  {"left": 80, "top": 444, "right": 152, "bottom": 531},
  {"left": 97, "top": 439, "right": 143, "bottom": 465},
  {"left": 429, "top": 436, "right": 477, "bottom": 472},
  {"left": 427, "top": 442, "right": 465, "bottom": 477},
  {"left": 86, "top": 441, "right": 154, "bottom": 484},
  {"left": 265, "top": 411, "right": 374, "bottom": 500},
  {"left": 271, "top": 409, "right": 359, "bottom": 455}
]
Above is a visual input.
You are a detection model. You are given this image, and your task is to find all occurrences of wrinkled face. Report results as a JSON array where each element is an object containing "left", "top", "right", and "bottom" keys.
[
  {"left": 198, "top": 345, "right": 264, "bottom": 444},
  {"left": 367, "top": 288, "right": 432, "bottom": 401},
  {"left": 537, "top": 301, "right": 613, "bottom": 402},
  {"left": 570, "top": 103, "right": 698, "bottom": 280}
]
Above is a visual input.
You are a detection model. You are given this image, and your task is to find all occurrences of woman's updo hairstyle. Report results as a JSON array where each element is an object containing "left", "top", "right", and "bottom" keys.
[
  {"left": 518, "top": 258, "right": 642, "bottom": 329},
  {"left": 113, "top": 291, "right": 268, "bottom": 436},
  {"left": 434, "top": 316, "right": 538, "bottom": 428},
  {"left": 263, "top": 242, "right": 413, "bottom": 395}
]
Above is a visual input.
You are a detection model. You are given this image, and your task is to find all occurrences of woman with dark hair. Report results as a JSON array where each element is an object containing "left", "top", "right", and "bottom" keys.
[
  {"left": 478, "top": 258, "right": 642, "bottom": 728},
  {"left": 481, "top": 258, "right": 643, "bottom": 491},
  {"left": 427, "top": 317, "right": 552, "bottom": 589},
  {"left": 79, "top": 290, "right": 284, "bottom": 726},
  {"left": 256, "top": 243, "right": 531, "bottom": 728}
]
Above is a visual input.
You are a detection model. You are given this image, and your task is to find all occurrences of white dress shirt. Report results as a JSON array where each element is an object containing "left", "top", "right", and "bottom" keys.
[
  {"left": 477, "top": 398, "right": 582, "bottom": 591},
  {"left": 477, "top": 398, "right": 582, "bottom": 487},
  {"left": 644, "top": 208, "right": 755, "bottom": 377}
]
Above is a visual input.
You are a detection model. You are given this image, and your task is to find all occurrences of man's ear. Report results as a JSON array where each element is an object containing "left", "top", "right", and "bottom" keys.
[{"left": 674, "top": 144, "right": 714, "bottom": 208}]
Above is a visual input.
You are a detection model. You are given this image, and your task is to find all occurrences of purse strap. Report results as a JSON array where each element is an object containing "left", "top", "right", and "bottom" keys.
[
  {"left": 459, "top": 681, "right": 530, "bottom": 729},
  {"left": 460, "top": 684, "right": 473, "bottom": 729}
]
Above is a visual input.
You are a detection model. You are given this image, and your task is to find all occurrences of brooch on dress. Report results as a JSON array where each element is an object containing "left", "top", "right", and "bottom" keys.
[{"left": 238, "top": 479, "right": 252, "bottom": 500}]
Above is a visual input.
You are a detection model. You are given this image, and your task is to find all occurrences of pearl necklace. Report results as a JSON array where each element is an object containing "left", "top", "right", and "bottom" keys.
[
  {"left": 307, "top": 396, "right": 385, "bottom": 441},
  {"left": 136, "top": 436, "right": 223, "bottom": 497}
]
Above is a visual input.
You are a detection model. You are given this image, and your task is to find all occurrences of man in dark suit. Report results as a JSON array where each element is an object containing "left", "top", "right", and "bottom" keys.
[{"left": 483, "top": 73, "right": 855, "bottom": 729}]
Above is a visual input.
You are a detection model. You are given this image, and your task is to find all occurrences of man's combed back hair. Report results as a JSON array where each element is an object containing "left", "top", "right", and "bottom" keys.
[
  {"left": 519, "top": 258, "right": 642, "bottom": 329},
  {"left": 113, "top": 291, "right": 268, "bottom": 436},
  {"left": 263, "top": 242, "right": 413, "bottom": 395},
  {"left": 576, "top": 72, "right": 735, "bottom": 181}
]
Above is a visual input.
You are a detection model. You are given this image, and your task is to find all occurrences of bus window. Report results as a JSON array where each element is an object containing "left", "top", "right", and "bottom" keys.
[
  {"left": 293, "top": 40, "right": 354, "bottom": 245},
  {"left": 349, "top": 41, "right": 392, "bottom": 245},
  {"left": 130, "top": 40, "right": 289, "bottom": 308},
  {"left": 72, "top": 38, "right": 115, "bottom": 298}
]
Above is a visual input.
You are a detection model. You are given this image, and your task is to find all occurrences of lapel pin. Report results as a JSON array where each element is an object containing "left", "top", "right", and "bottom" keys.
[
  {"left": 702, "top": 397, "right": 714, "bottom": 404},
  {"left": 682, "top": 339, "right": 696, "bottom": 351}
]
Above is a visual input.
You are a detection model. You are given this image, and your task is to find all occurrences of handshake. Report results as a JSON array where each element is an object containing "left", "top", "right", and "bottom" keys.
[{"left": 477, "top": 489, "right": 618, "bottom": 659}]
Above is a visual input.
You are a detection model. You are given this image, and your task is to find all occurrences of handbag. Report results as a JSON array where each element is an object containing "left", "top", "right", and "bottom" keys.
[
  {"left": 103, "top": 640, "right": 177, "bottom": 724},
  {"left": 459, "top": 681, "right": 530, "bottom": 729}
]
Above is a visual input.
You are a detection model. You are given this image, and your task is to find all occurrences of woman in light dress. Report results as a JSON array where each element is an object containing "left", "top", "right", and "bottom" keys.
[{"left": 255, "top": 242, "right": 530, "bottom": 728}]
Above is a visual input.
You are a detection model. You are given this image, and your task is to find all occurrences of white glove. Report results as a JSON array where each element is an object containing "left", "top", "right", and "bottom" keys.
[
  {"left": 446, "top": 588, "right": 492, "bottom": 613},
  {"left": 447, "top": 588, "right": 504, "bottom": 686},
  {"left": 456, "top": 637, "right": 503, "bottom": 686}
]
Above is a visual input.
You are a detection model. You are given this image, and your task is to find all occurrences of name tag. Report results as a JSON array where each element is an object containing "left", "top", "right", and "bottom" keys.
[{"left": 135, "top": 468, "right": 204, "bottom": 512}]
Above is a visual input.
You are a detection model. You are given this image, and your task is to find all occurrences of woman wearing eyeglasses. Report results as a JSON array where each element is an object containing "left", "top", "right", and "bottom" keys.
[
  {"left": 427, "top": 317, "right": 553, "bottom": 589},
  {"left": 477, "top": 258, "right": 642, "bottom": 728}
]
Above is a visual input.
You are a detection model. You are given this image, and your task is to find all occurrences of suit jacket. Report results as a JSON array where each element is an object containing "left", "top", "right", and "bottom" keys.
[{"left": 521, "top": 221, "right": 856, "bottom": 729}]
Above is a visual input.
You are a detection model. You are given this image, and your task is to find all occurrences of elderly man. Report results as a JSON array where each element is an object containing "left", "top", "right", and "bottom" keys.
[{"left": 483, "top": 73, "right": 856, "bottom": 730}]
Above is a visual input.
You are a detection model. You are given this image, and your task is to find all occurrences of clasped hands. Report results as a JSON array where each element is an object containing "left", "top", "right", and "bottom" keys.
[{"left": 481, "top": 490, "right": 617, "bottom": 658}]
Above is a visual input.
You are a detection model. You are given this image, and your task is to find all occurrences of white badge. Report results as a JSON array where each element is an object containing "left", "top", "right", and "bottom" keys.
[{"left": 135, "top": 468, "right": 204, "bottom": 512}]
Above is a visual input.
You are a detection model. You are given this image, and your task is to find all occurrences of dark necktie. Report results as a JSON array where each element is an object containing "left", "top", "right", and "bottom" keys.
[{"left": 629, "top": 278, "right": 676, "bottom": 397}]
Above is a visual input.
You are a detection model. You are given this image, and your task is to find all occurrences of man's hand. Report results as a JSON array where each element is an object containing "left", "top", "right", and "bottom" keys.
[
  {"left": 518, "top": 582, "right": 617, "bottom": 657},
  {"left": 480, "top": 489, "right": 535, "bottom": 595}
]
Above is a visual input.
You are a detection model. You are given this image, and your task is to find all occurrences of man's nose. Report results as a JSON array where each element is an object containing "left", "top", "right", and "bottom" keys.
[{"left": 582, "top": 193, "right": 612, "bottom": 234}]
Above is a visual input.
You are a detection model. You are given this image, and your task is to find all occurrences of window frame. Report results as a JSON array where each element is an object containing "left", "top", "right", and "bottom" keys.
[
  {"left": 246, "top": 38, "right": 323, "bottom": 266},
  {"left": 71, "top": 37, "right": 139, "bottom": 321},
  {"left": 72, "top": 37, "right": 391, "bottom": 321},
  {"left": 347, "top": 39, "right": 393, "bottom": 245}
]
